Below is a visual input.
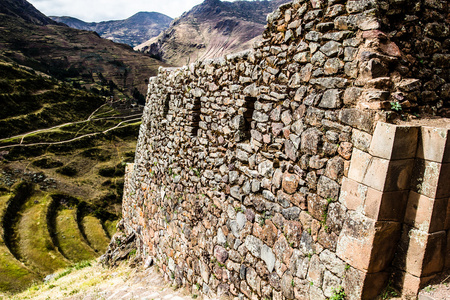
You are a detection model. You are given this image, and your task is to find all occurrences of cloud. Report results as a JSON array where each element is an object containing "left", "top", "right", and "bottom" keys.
[{"left": 28, "top": 0, "right": 208, "bottom": 21}]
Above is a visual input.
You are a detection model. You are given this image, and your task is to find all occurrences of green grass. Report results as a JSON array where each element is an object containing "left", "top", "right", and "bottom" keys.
[
  {"left": 0, "top": 193, "right": 39, "bottom": 292},
  {"left": 103, "top": 220, "right": 118, "bottom": 238},
  {"left": 0, "top": 249, "right": 38, "bottom": 292},
  {"left": 54, "top": 210, "right": 96, "bottom": 262},
  {"left": 81, "top": 216, "right": 110, "bottom": 253},
  {"left": 15, "top": 193, "right": 69, "bottom": 274}
]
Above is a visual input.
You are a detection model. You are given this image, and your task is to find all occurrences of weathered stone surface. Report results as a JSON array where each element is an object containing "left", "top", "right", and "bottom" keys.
[
  {"left": 258, "top": 160, "right": 274, "bottom": 178},
  {"left": 282, "top": 207, "right": 301, "bottom": 220},
  {"left": 320, "top": 41, "right": 342, "bottom": 57},
  {"left": 281, "top": 272, "right": 294, "bottom": 299},
  {"left": 319, "top": 89, "right": 342, "bottom": 108},
  {"left": 214, "top": 245, "right": 229, "bottom": 264},
  {"left": 339, "top": 108, "right": 374, "bottom": 133},
  {"left": 274, "top": 234, "right": 293, "bottom": 265},
  {"left": 261, "top": 244, "right": 276, "bottom": 273},
  {"left": 282, "top": 173, "right": 300, "bottom": 194},
  {"left": 284, "top": 140, "right": 298, "bottom": 161},
  {"left": 369, "top": 122, "right": 419, "bottom": 160},
  {"left": 336, "top": 212, "right": 401, "bottom": 273},
  {"left": 317, "top": 176, "right": 340, "bottom": 200},
  {"left": 245, "top": 235, "right": 263, "bottom": 258},
  {"left": 283, "top": 220, "right": 303, "bottom": 248},
  {"left": 301, "top": 128, "right": 322, "bottom": 155},
  {"left": 307, "top": 193, "right": 328, "bottom": 221}
]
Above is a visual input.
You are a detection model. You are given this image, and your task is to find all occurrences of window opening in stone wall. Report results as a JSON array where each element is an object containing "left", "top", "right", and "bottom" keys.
[
  {"left": 191, "top": 97, "right": 201, "bottom": 137},
  {"left": 163, "top": 94, "right": 170, "bottom": 118},
  {"left": 242, "top": 96, "right": 256, "bottom": 140}
]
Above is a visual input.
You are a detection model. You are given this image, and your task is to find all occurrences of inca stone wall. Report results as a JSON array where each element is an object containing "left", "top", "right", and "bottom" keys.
[{"left": 122, "top": 1, "right": 449, "bottom": 299}]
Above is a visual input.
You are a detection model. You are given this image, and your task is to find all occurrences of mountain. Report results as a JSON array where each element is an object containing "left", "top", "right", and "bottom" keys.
[
  {"left": 51, "top": 12, "right": 173, "bottom": 48},
  {"left": 0, "top": 0, "right": 168, "bottom": 99},
  {"left": 0, "top": 0, "right": 57, "bottom": 25},
  {"left": 136, "top": 0, "right": 291, "bottom": 66}
]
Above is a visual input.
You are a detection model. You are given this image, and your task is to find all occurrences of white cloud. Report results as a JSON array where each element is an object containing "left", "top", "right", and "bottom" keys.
[{"left": 27, "top": 0, "right": 209, "bottom": 21}]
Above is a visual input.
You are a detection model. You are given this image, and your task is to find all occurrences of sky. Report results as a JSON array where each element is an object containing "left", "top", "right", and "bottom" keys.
[{"left": 27, "top": 0, "right": 216, "bottom": 22}]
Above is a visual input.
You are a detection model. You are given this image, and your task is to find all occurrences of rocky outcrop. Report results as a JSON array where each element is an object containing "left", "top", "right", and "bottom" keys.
[
  {"left": 123, "top": 0, "right": 449, "bottom": 299},
  {"left": 136, "top": 0, "right": 291, "bottom": 66}
]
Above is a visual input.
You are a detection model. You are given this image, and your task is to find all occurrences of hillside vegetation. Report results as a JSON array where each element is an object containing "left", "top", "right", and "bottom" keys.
[
  {"left": 0, "top": 0, "right": 169, "bottom": 99},
  {"left": 0, "top": 61, "right": 138, "bottom": 292}
]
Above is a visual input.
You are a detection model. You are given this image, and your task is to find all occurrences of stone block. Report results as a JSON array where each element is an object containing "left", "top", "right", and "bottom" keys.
[
  {"left": 416, "top": 126, "right": 450, "bottom": 163},
  {"left": 411, "top": 160, "right": 450, "bottom": 199},
  {"left": 317, "top": 175, "right": 340, "bottom": 200},
  {"left": 360, "top": 156, "right": 391, "bottom": 191},
  {"left": 352, "top": 129, "right": 372, "bottom": 152},
  {"left": 364, "top": 188, "right": 408, "bottom": 222},
  {"left": 396, "top": 271, "right": 436, "bottom": 299},
  {"left": 402, "top": 229, "right": 446, "bottom": 277},
  {"left": 300, "top": 127, "right": 322, "bottom": 155},
  {"left": 307, "top": 193, "right": 328, "bottom": 222},
  {"left": 342, "top": 266, "right": 389, "bottom": 300},
  {"left": 349, "top": 148, "right": 414, "bottom": 191},
  {"left": 339, "top": 109, "right": 375, "bottom": 133},
  {"left": 282, "top": 173, "right": 300, "bottom": 194},
  {"left": 361, "top": 272, "right": 390, "bottom": 300},
  {"left": 404, "top": 191, "right": 448, "bottom": 233},
  {"left": 369, "top": 122, "right": 419, "bottom": 160},
  {"left": 336, "top": 212, "right": 401, "bottom": 273},
  {"left": 348, "top": 148, "right": 373, "bottom": 184},
  {"left": 338, "top": 177, "right": 366, "bottom": 211},
  {"left": 319, "top": 89, "right": 342, "bottom": 108}
]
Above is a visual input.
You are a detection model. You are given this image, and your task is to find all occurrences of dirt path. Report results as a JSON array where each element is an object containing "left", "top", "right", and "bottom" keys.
[{"left": 0, "top": 117, "right": 142, "bottom": 150}]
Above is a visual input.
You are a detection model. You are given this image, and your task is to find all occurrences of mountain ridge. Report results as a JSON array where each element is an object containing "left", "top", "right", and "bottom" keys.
[
  {"left": 0, "top": 0, "right": 57, "bottom": 25},
  {"left": 136, "top": 0, "right": 291, "bottom": 66},
  {"left": 51, "top": 12, "right": 173, "bottom": 47},
  {"left": 0, "top": 1, "right": 168, "bottom": 99}
]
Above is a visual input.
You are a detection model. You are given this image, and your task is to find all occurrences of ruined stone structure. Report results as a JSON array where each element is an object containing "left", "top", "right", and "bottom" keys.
[{"left": 122, "top": 0, "right": 449, "bottom": 299}]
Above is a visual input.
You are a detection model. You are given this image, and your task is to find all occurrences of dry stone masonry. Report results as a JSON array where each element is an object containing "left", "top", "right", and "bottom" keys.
[{"left": 122, "top": 0, "right": 449, "bottom": 299}]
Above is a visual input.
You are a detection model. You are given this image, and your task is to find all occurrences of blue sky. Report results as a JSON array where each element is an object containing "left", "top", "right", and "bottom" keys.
[{"left": 27, "top": 0, "right": 213, "bottom": 22}]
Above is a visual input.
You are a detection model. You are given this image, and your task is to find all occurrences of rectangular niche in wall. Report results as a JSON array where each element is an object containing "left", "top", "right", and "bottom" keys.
[
  {"left": 163, "top": 94, "right": 170, "bottom": 118},
  {"left": 239, "top": 96, "right": 255, "bottom": 141},
  {"left": 187, "top": 97, "right": 201, "bottom": 137}
]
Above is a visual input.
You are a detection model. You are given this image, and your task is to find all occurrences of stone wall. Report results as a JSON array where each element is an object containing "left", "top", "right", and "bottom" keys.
[{"left": 122, "top": 1, "right": 449, "bottom": 299}]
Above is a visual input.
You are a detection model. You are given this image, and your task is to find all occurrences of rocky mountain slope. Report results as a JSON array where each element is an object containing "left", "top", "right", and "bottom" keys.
[
  {"left": 51, "top": 12, "right": 173, "bottom": 47},
  {"left": 136, "top": 0, "right": 291, "bottom": 66},
  {"left": 0, "top": 0, "right": 168, "bottom": 99},
  {"left": 0, "top": 0, "right": 57, "bottom": 25}
]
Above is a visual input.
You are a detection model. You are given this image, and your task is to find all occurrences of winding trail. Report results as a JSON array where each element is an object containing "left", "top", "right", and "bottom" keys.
[{"left": 0, "top": 100, "right": 143, "bottom": 150}]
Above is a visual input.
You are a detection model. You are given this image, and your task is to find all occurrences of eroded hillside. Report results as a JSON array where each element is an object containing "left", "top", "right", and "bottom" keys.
[{"left": 136, "top": 0, "right": 291, "bottom": 66}]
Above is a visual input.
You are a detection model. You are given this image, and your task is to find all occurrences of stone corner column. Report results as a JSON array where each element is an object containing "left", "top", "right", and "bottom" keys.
[
  {"left": 393, "top": 126, "right": 450, "bottom": 298},
  {"left": 336, "top": 122, "right": 420, "bottom": 299}
]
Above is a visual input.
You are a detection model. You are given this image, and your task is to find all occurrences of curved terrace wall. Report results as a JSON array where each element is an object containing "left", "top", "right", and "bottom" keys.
[{"left": 122, "top": 1, "right": 449, "bottom": 299}]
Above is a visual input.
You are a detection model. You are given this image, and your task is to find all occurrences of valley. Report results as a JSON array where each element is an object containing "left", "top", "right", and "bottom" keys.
[
  {"left": 0, "top": 60, "right": 138, "bottom": 291},
  {"left": 51, "top": 12, "right": 173, "bottom": 48}
]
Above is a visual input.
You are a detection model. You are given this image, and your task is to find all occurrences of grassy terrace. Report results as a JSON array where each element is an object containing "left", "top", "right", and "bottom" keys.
[
  {"left": 81, "top": 216, "right": 110, "bottom": 253},
  {"left": 0, "top": 60, "right": 136, "bottom": 292},
  {"left": 103, "top": 219, "right": 118, "bottom": 239},
  {"left": 55, "top": 209, "right": 96, "bottom": 262},
  {"left": 15, "top": 192, "right": 69, "bottom": 274},
  {"left": 0, "top": 193, "right": 38, "bottom": 292}
]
